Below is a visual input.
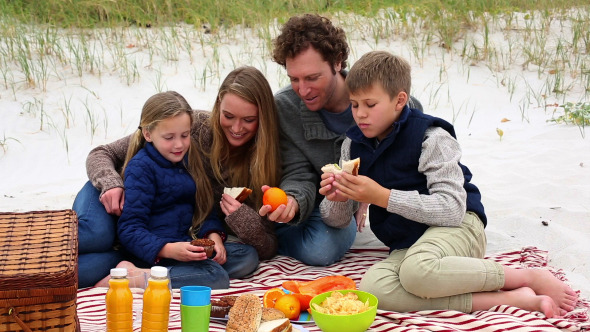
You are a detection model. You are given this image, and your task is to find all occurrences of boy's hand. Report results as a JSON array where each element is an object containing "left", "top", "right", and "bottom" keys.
[
  {"left": 319, "top": 172, "right": 348, "bottom": 202},
  {"left": 333, "top": 173, "right": 390, "bottom": 208}
]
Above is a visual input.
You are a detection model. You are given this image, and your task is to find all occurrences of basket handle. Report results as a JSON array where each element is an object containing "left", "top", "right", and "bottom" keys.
[{"left": 8, "top": 307, "right": 33, "bottom": 332}]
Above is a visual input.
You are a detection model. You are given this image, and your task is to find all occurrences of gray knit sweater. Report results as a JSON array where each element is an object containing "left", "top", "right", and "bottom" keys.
[
  {"left": 320, "top": 127, "right": 467, "bottom": 228},
  {"left": 86, "top": 111, "right": 278, "bottom": 260}
]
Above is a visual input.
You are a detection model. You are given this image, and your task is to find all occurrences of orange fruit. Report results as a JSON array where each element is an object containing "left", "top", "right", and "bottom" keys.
[
  {"left": 263, "top": 187, "right": 288, "bottom": 212},
  {"left": 291, "top": 293, "right": 312, "bottom": 311},
  {"left": 263, "top": 288, "right": 286, "bottom": 308},
  {"left": 274, "top": 294, "right": 301, "bottom": 320}
]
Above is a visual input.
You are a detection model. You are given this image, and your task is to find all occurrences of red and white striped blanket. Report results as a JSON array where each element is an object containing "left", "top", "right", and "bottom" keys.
[{"left": 77, "top": 246, "right": 590, "bottom": 331}]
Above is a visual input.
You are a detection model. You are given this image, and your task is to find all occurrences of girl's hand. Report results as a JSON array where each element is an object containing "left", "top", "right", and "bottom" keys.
[
  {"left": 220, "top": 193, "right": 241, "bottom": 216},
  {"left": 208, "top": 233, "right": 227, "bottom": 265},
  {"left": 160, "top": 242, "right": 207, "bottom": 262}
]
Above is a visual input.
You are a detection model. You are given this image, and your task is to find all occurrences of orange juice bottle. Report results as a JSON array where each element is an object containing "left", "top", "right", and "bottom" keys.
[
  {"left": 141, "top": 266, "right": 171, "bottom": 332},
  {"left": 106, "top": 268, "right": 133, "bottom": 332}
]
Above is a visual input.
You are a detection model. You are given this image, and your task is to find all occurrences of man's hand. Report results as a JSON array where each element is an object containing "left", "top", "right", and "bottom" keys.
[
  {"left": 99, "top": 187, "right": 125, "bottom": 216},
  {"left": 355, "top": 202, "right": 369, "bottom": 232},
  {"left": 258, "top": 185, "right": 298, "bottom": 223}
]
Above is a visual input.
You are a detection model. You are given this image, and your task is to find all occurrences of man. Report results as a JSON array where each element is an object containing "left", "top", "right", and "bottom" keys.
[{"left": 260, "top": 14, "right": 423, "bottom": 266}]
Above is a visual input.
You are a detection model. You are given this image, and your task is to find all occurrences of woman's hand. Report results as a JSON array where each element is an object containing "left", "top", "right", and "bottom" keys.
[{"left": 220, "top": 193, "right": 241, "bottom": 216}]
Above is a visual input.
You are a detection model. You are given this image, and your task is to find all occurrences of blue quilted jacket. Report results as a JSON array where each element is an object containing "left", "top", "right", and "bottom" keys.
[{"left": 117, "top": 142, "right": 223, "bottom": 264}]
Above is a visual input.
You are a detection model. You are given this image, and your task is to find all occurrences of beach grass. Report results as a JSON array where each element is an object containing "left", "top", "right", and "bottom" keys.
[{"left": 0, "top": 0, "right": 589, "bottom": 152}]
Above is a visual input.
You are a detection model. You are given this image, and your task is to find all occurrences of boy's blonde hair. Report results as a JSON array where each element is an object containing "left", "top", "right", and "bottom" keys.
[
  {"left": 346, "top": 51, "right": 411, "bottom": 102},
  {"left": 122, "top": 91, "right": 213, "bottom": 235}
]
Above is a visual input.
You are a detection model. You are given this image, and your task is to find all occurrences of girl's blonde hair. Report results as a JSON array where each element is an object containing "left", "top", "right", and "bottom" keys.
[
  {"left": 206, "top": 66, "right": 281, "bottom": 208},
  {"left": 122, "top": 91, "right": 213, "bottom": 233}
]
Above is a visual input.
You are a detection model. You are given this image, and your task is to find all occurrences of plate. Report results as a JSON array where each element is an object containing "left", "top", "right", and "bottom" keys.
[
  {"left": 293, "top": 324, "right": 310, "bottom": 332},
  {"left": 210, "top": 311, "right": 313, "bottom": 324}
]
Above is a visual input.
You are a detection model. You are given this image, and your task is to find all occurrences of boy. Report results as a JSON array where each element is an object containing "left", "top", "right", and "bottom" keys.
[{"left": 319, "top": 51, "right": 577, "bottom": 317}]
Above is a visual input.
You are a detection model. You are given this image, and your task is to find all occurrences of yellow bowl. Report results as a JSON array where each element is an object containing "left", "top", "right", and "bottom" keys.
[{"left": 309, "top": 290, "right": 378, "bottom": 332}]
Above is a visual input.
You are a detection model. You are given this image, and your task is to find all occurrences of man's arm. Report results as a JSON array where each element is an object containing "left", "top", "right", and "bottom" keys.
[{"left": 274, "top": 90, "right": 320, "bottom": 223}]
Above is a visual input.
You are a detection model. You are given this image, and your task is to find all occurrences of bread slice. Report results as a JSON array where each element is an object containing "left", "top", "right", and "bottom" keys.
[
  {"left": 257, "top": 318, "right": 291, "bottom": 332},
  {"left": 321, "top": 157, "right": 360, "bottom": 176},
  {"left": 226, "top": 294, "right": 262, "bottom": 332},
  {"left": 261, "top": 307, "right": 286, "bottom": 322},
  {"left": 224, "top": 187, "right": 253, "bottom": 203}
]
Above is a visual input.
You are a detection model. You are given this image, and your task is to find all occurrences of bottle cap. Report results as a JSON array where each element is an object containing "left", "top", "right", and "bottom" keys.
[
  {"left": 150, "top": 266, "right": 168, "bottom": 278},
  {"left": 110, "top": 268, "right": 127, "bottom": 277}
]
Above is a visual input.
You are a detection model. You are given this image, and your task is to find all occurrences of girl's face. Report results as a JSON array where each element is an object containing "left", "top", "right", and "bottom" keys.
[
  {"left": 219, "top": 93, "right": 259, "bottom": 149},
  {"left": 143, "top": 112, "right": 192, "bottom": 163}
]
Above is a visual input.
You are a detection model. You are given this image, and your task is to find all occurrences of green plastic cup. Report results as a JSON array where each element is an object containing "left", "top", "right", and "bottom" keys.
[{"left": 180, "top": 303, "right": 211, "bottom": 332}]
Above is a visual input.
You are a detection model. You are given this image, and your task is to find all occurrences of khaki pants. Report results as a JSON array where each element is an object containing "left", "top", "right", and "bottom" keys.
[{"left": 360, "top": 212, "right": 505, "bottom": 312}]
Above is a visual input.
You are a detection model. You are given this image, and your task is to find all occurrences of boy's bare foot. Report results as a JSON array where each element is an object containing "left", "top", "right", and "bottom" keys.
[
  {"left": 473, "top": 287, "right": 564, "bottom": 318},
  {"left": 503, "top": 268, "right": 578, "bottom": 312},
  {"left": 525, "top": 269, "right": 577, "bottom": 312}
]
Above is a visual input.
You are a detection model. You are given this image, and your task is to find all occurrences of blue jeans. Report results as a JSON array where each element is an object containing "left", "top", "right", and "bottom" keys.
[
  {"left": 73, "top": 181, "right": 122, "bottom": 288},
  {"left": 222, "top": 242, "right": 259, "bottom": 278},
  {"left": 275, "top": 206, "right": 356, "bottom": 266},
  {"left": 130, "top": 242, "right": 257, "bottom": 289}
]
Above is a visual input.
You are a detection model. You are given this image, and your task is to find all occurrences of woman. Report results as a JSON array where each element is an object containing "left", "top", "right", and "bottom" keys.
[{"left": 73, "top": 66, "right": 281, "bottom": 288}]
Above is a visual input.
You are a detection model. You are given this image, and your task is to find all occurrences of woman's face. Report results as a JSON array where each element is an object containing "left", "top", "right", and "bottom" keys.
[{"left": 219, "top": 92, "right": 259, "bottom": 149}]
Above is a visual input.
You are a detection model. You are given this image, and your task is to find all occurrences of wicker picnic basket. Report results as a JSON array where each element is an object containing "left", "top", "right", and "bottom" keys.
[{"left": 0, "top": 210, "right": 79, "bottom": 332}]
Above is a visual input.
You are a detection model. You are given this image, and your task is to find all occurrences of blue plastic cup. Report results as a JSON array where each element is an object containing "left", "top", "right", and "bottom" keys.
[{"left": 180, "top": 286, "right": 211, "bottom": 332}]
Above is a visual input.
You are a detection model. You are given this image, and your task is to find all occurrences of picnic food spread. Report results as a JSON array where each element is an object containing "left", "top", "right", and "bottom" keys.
[
  {"left": 225, "top": 294, "right": 293, "bottom": 332},
  {"left": 311, "top": 291, "right": 371, "bottom": 315}
]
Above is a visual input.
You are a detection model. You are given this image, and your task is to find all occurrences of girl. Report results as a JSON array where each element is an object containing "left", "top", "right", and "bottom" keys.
[{"left": 97, "top": 91, "right": 254, "bottom": 289}]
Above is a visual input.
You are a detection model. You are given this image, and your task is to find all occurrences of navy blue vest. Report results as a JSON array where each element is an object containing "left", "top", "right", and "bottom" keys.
[{"left": 348, "top": 107, "right": 486, "bottom": 251}]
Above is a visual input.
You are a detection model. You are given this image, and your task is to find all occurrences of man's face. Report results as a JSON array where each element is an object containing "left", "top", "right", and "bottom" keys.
[{"left": 285, "top": 47, "right": 341, "bottom": 112}]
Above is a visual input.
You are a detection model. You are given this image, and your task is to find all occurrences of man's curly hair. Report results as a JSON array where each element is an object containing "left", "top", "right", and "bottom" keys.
[{"left": 272, "top": 14, "right": 349, "bottom": 73}]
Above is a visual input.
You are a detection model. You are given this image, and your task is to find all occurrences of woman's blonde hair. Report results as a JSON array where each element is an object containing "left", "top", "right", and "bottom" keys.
[
  {"left": 206, "top": 66, "right": 281, "bottom": 208},
  {"left": 122, "top": 91, "right": 213, "bottom": 233}
]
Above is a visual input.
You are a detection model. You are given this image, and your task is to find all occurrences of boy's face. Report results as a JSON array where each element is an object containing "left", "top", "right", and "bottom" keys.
[
  {"left": 285, "top": 46, "right": 341, "bottom": 112},
  {"left": 350, "top": 83, "right": 405, "bottom": 141}
]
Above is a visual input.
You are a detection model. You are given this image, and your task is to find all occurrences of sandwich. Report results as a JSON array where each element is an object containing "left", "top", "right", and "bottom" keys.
[
  {"left": 257, "top": 318, "right": 292, "bottom": 332},
  {"left": 224, "top": 187, "right": 253, "bottom": 203},
  {"left": 321, "top": 157, "right": 360, "bottom": 176}
]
